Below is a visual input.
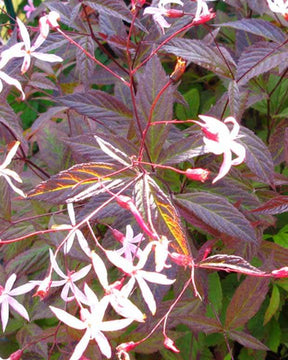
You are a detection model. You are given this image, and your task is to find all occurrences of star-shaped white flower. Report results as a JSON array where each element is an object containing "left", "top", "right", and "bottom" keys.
[
  {"left": 50, "top": 284, "right": 133, "bottom": 359},
  {"left": 106, "top": 244, "right": 175, "bottom": 315},
  {"left": 114, "top": 225, "right": 144, "bottom": 262},
  {"left": 143, "top": 0, "right": 184, "bottom": 33},
  {"left": 194, "top": 115, "right": 246, "bottom": 183},
  {"left": 267, "top": 0, "right": 288, "bottom": 18},
  {"left": 0, "top": 141, "right": 26, "bottom": 197},
  {"left": 49, "top": 249, "right": 91, "bottom": 303},
  {"left": 0, "top": 274, "right": 35, "bottom": 331},
  {"left": 0, "top": 18, "right": 63, "bottom": 74}
]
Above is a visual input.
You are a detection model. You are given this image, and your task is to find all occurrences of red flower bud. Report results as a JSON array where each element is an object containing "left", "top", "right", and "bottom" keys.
[
  {"left": 271, "top": 267, "right": 288, "bottom": 278},
  {"left": 185, "top": 168, "right": 210, "bottom": 182},
  {"left": 165, "top": 9, "right": 184, "bottom": 18},
  {"left": 170, "top": 252, "right": 192, "bottom": 267},
  {"left": 164, "top": 337, "right": 180, "bottom": 353},
  {"left": 10, "top": 350, "right": 23, "bottom": 360}
]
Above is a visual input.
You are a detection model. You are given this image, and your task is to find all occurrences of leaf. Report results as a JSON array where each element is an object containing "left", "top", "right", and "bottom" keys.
[
  {"left": 175, "top": 192, "right": 257, "bottom": 243},
  {"left": 135, "top": 56, "right": 173, "bottom": 162},
  {"left": 220, "top": 19, "right": 286, "bottom": 44},
  {"left": 175, "top": 88, "right": 200, "bottom": 120},
  {"left": 86, "top": 0, "right": 146, "bottom": 31},
  {"left": 17, "top": 323, "right": 48, "bottom": 358},
  {"left": 134, "top": 175, "right": 190, "bottom": 256},
  {"left": 95, "top": 135, "right": 131, "bottom": 166},
  {"left": 228, "top": 330, "right": 269, "bottom": 351},
  {"left": 198, "top": 255, "right": 267, "bottom": 277},
  {"left": 236, "top": 42, "right": 288, "bottom": 85},
  {"left": 260, "top": 240, "right": 288, "bottom": 269},
  {"left": 58, "top": 90, "right": 133, "bottom": 122},
  {"left": 263, "top": 284, "right": 280, "bottom": 325},
  {"left": 225, "top": 277, "right": 269, "bottom": 329},
  {"left": 76, "top": 35, "right": 96, "bottom": 85},
  {"left": 27, "top": 162, "right": 130, "bottom": 203},
  {"left": 239, "top": 127, "right": 274, "bottom": 186},
  {"left": 163, "top": 38, "right": 236, "bottom": 79},
  {"left": 29, "top": 106, "right": 67, "bottom": 137},
  {"left": 251, "top": 195, "right": 288, "bottom": 215}
]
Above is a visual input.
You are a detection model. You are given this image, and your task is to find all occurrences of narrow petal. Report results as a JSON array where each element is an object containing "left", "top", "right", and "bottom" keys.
[
  {"left": 2, "top": 168, "right": 23, "bottom": 183},
  {"left": 67, "top": 202, "right": 76, "bottom": 225},
  {"left": 1, "top": 142, "right": 20, "bottom": 169},
  {"left": 100, "top": 318, "right": 133, "bottom": 332},
  {"left": 91, "top": 252, "right": 109, "bottom": 289},
  {"left": 8, "top": 297, "right": 29, "bottom": 321},
  {"left": 50, "top": 306, "right": 86, "bottom": 330},
  {"left": 136, "top": 276, "right": 156, "bottom": 315},
  {"left": 106, "top": 250, "right": 133, "bottom": 274},
  {"left": 230, "top": 142, "right": 246, "bottom": 166},
  {"left": 1, "top": 174, "right": 26, "bottom": 197},
  {"left": 212, "top": 150, "right": 232, "bottom": 183},
  {"left": 110, "top": 292, "right": 145, "bottom": 322},
  {"left": 70, "top": 329, "right": 91, "bottom": 360},
  {"left": 49, "top": 249, "right": 66, "bottom": 278},
  {"left": 21, "top": 54, "right": 31, "bottom": 74},
  {"left": 94, "top": 331, "right": 112, "bottom": 359},
  {"left": 0, "top": 43, "right": 26, "bottom": 68},
  {"left": 9, "top": 282, "right": 36, "bottom": 296},
  {"left": 32, "top": 52, "right": 63, "bottom": 63},
  {"left": 1, "top": 300, "right": 9, "bottom": 331},
  {"left": 0, "top": 72, "right": 25, "bottom": 100},
  {"left": 140, "top": 270, "right": 175, "bottom": 285},
  {"left": 71, "top": 264, "right": 92, "bottom": 282},
  {"left": 16, "top": 18, "right": 31, "bottom": 50},
  {"left": 5, "top": 274, "right": 17, "bottom": 292}
]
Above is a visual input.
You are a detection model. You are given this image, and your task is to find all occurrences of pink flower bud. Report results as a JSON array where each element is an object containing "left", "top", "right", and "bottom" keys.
[
  {"left": 165, "top": 9, "right": 184, "bottom": 18},
  {"left": 33, "top": 275, "right": 52, "bottom": 299},
  {"left": 185, "top": 168, "right": 210, "bottom": 182},
  {"left": 271, "top": 267, "right": 288, "bottom": 278},
  {"left": 10, "top": 350, "right": 23, "bottom": 360},
  {"left": 193, "top": 11, "right": 216, "bottom": 25},
  {"left": 116, "top": 341, "right": 137, "bottom": 353},
  {"left": 164, "top": 337, "right": 180, "bottom": 353}
]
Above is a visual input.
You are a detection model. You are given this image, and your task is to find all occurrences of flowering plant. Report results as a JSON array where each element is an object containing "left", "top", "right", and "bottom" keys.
[{"left": 0, "top": 0, "right": 288, "bottom": 359}]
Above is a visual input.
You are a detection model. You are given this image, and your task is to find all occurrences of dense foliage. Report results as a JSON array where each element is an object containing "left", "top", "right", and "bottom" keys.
[{"left": 0, "top": 0, "right": 288, "bottom": 359}]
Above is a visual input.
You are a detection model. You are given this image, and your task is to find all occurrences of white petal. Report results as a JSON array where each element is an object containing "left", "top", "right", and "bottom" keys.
[
  {"left": 212, "top": 149, "right": 232, "bottom": 183},
  {"left": 140, "top": 270, "right": 175, "bottom": 285},
  {"left": 50, "top": 306, "right": 86, "bottom": 330},
  {"left": 32, "top": 52, "right": 63, "bottom": 63},
  {"left": 100, "top": 318, "right": 133, "bottom": 332},
  {"left": 94, "top": 331, "right": 112, "bottom": 359},
  {"left": 70, "top": 329, "right": 91, "bottom": 360},
  {"left": 8, "top": 296, "right": 29, "bottom": 321},
  {"left": 1, "top": 300, "right": 9, "bottom": 331},
  {"left": 17, "top": 18, "right": 31, "bottom": 50},
  {"left": 136, "top": 276, "right": 156, "bottom": 315},
  {"left": 91, "top": 252, "right": 108, "bottom": 289}
]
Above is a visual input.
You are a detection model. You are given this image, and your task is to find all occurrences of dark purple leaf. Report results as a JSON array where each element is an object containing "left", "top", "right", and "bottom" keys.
[
  {"left": 175, "top": 192, "right": 257, "bottom": 243},
  {"left": 225, "top": 277, "right": 269, "bottom": 329},
  {"left": 198, "top": 254, "right": 266, "bottom": 276},
  {"left": 240, "top": 127, "right": 274, "bottom": 186},
  {"left": 220, "top": 19, "right": 286, "bottom": 43},
  {"left": 57, "top": 90, "right": 133, "bottom": 122},
  {"left": 236, "top": 41, "right": 288, "bottom": 85},
  {"left": 251, "top": 196, "right": 288, "bottom": 215},
  {"left": 229, "top": 330, "right": 269, "bottom": 350},
  {"left": 163, "top": 38, "right": 236, "bottom": 79},
  {"left": 135, "top": 56, "right": 173, "bottom": 162}
]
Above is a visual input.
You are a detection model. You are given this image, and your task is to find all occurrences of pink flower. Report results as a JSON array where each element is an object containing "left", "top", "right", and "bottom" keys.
[
  {"left": 50, "top": 284, "right": 133, "bottom": 359},
  {"left": 23, "top": 0, "right": 36, "bottom": 19},
  {"left": 271, "top": 266, "right": 288, "bottom": 278},
  {"left": 143, "top": 0, "right": 184, "bottom": 33},
  {"left": 193, "top": 115, "right": 246, "bottom": 183},
  {"left": 0, "top": 18, "right": 63, "bottom": 74},
  {"left": 0, "top": 141, "right": 26, "bottom": 197},
  {"left": 106, "top": 244, "right": 175, "bottom": 315},
  {"left": 0, "top": 274, "right": 35, "bottom": 331},
  {"left": 267, "top": 0, "right": 288, "bottom": 19}
]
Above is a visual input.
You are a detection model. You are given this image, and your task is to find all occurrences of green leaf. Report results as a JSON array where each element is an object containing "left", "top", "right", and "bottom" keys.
[
  {"left": 207, "top": 273, "right": 223, "bottom": 314},
  {"left": 175, "top": 88, "right": 200, "bottom": 120},
  {"left": 263, "top": 284, "right": 280, "bottom": 325}
]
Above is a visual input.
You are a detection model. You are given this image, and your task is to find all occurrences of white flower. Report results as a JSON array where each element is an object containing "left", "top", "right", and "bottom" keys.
[
  {"left": 0, "top": 18, "right": 63, "bottom": 74},
  {"left": 267, "top": 0, "right": 288, "bottom": 18},
  {"left": 0, "top": 141, "right": 26, "bottom": 197}
]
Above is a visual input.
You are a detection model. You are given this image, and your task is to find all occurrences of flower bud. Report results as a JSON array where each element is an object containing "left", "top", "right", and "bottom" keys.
[
  {"left": 10, "top": 350, "right": 23, "bottom": 360},
  {"left": 165, "top": 9, "right": 184, "bottom": 18},
  {"left": 185, "top": 168, "right": 210, "bottom": 182},
  {"left": 164, "top": 336, "right": 180, "bottom": 353}
]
